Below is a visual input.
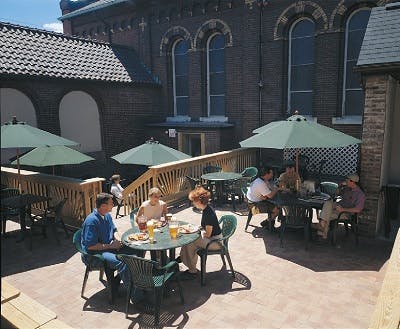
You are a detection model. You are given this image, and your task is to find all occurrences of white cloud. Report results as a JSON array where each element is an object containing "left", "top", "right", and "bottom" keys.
[{"left": 43, "top": 22, "right": 63, "bottom": 33}]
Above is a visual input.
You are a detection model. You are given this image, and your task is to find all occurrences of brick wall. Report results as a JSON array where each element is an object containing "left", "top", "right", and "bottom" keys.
[{"left": 360, "top": 74, "right": 390, "bottom": 236}]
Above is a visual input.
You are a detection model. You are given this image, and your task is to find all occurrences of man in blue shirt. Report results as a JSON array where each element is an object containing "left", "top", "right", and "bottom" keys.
[{"left": 81, "top": 193, "right": 137, "bottom": 292}]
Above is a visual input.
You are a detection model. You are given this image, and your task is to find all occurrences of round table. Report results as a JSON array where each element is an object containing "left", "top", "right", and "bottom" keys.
[
  {"left": 201, "top": 172, "right": 242, "bottom": 205},
  {"left": 121, "top": 221, "right": 200, "bottom": 264}
]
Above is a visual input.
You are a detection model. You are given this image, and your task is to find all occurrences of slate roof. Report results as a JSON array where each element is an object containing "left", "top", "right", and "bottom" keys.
[
  {"left": 357, "top": 2, "right": 400, "bottom": 68},
  {"left": 59, "top": 0, "right": 129, "bottom": 21},
  {"left": 0, "top": 22, "right": 160, "bottom": 85}
]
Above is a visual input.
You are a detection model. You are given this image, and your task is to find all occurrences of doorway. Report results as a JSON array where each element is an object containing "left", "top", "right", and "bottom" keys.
[{"left": 178, "top": 133, "right": 205, "bottom": 157}]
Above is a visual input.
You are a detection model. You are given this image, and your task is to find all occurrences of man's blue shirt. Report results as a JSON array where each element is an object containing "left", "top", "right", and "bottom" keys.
[{"left": 81, "top": 209, "right": 116, "bottom": 253}]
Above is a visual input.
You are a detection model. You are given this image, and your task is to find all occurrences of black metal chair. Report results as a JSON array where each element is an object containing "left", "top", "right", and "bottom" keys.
[
  {"left": 330, "top": 211, "right": 361, "bottom": 246},
  {"left": 197, "top": 215, "right": 237, "bottom": 285},
  {"left": 32, "top": 197, "right": 69, "bottom": 244},
  {"left": 278, "top": 202, "right": 313, "bottom": 250},
  {"left": 1, "top": 188, "right": 21, "bottom": 236},
  {"left": 117, "top": 254, "right": 184, "bottom": 326},
  {"left": 224, "top": 178, "right": 247, "bottom": 212},
  {"left": 73, "top": 229, "right": 116, "bottom": 304}
]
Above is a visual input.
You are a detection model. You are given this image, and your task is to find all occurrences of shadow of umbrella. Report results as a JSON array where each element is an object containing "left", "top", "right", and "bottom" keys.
[
  {"left": 11, "top": 145, "right": 94, "bottom": 175},
  {"left": 1, "top": 116, "right": 79, "bottom": 187}
]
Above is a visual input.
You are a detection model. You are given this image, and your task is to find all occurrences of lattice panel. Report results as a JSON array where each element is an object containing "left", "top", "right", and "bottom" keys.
[{"left": 284, "top": 145, "right": 359, "bottom": 176}]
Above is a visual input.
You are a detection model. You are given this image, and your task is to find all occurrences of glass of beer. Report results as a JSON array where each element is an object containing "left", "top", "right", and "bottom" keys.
[
  {"left": 138, "top": 215, "right": 147, "bottom": 232},
  {"left": 169, "top": 219, "right": 179, "bottom": 239},
  {"left": 147, "top": 219, "right": 155, "bottom": 243},
  {"left": 165, "top": 213, "right": 173, "bottom": 222}
]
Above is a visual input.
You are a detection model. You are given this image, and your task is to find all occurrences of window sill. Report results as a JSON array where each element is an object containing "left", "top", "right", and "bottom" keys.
[
  {"left": 332, "top": 116, "right": 362, "bottom": 125},
  {"left": 200, "top": 116, "right": 228, "bottom": 123},
  {"left": 166, "top": 116, "right": 191, "bottom": 123}
]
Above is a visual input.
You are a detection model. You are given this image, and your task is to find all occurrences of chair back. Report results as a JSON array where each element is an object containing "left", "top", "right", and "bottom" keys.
[
  {"left": 1, "top": 188, "right": 21, "bottom": 199},
  {"left": 218, "top": 215, "right": 237, "bottom": 248},
  {"left": 185, "top": 176, "right": 200, "bottom": 189},
  {"left": 118, "top": 255, "right": 158, "bottom": 289},
  {"left": 73, "top": 229, "right": 85, "bottom": 254},
  {"left": 241, "top": 167, "right": 258, "bottom": 182},
  {"left": 320, "top": 181, "right": 338, "bottom": 198},
  {"left": 203, "top": 165, "right": 222, "bottom": 174},
  {"left": 282, "top": 203, "right": 312, "bottom": 228}
]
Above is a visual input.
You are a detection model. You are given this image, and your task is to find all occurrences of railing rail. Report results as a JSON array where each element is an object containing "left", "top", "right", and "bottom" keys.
[
  {"left": 1, "top": 167, "right": 104, "bottom": 226},
  {"left": 122, "top": 148, "right": 257, "bottom": 214},
  {"left": 369, "top": 229, "right": 400, "bottom": 329}
]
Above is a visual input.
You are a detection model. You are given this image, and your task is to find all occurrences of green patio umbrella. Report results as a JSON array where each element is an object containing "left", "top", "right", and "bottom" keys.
[
  {"left": 11, "top": 145, "right": 94, "bottom": 175},
  {"left": 240, "top": 114, "right": 362, "bottom": 174},
  {"left": 1, "top": 116, "right": 79, "bottom": 186},
  {"left": 111, "top": 138, "right": 191, "bottom": 166}
]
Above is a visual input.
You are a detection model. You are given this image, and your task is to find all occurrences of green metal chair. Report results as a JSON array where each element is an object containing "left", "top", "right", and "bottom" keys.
[
  {"left": 1, "top": 188, "right": 21, "bottom": 236},
  {"left": 240, "top": 167, "right": 258, "bottom": 183},
  {"left": 73, "top": 229, "right": 116, "bottom": 304},
  {"left": 320, "top": 181, "right": 338, "bottom": 198},
  {"left": 197, "top": 215, "right": 237, "bottom": 285},
  {"left": 117, "top": 254, "right": 184, "bottom": 326}
]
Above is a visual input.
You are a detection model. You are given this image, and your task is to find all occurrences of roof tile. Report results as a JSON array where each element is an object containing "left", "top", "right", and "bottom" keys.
[{"left": 0, "top": 22, "right": 160, "bottom": 85}]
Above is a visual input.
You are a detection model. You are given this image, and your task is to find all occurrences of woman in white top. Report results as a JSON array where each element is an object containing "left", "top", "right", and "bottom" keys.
[
  {"left": 137, "top": 187, "right": 168, "bottom": 221},
  {"left": 110, "top": 174, "right": 124, "bottom": 203}
]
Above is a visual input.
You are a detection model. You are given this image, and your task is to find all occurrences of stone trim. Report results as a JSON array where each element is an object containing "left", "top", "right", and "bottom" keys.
[
  {"left": 273, "top": 1, "right": 328, "bottom": 40},
  {"left": 159, "top": 26, "right": 193, "bottom": 56},
  {"left": 193, "top": 19, "right": 233, "bottom": 50}
]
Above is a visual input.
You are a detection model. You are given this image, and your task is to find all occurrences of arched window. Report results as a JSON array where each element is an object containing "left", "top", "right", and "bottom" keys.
[
  {"left": 207, "top": 33, "right": 225, "bottom": 117},
  {"left": 172, "top": 39, "right": 189, "bottom": 116},
  {"left": 342, "top": 9, "right": 371, "bottom": 116},
  {"left": 288, "top": 18, "right": 315, "bottom": 115}
]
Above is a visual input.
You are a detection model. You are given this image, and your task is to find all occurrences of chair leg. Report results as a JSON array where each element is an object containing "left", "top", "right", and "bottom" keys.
[
  {"left": 200, "top": 254, "right": 207, "bottom": 286},
  {"left": 176, "top": 277, "right": 184, "bottom": 304},
  {"left": 59, "top": 219, "right": 69, "bottom": 238},
  {"left": 99, "top": 268, "right": 104, "bottom": 281},
  {"left": 154, "top": 288, "right": 163, "bottom": 327},
  {"left": 125, "top": 283, "right": 132, "bottom": 318},
  {"left": 82, "top": 267, "right": 90, "bottom": 297},
  {"left": 331, "top": 220, "right": 338, "bottom": 246},
  {"left": 304, "top": 223, "right": 310, "bottom": 251},
  {"left": 245, "top": 211, "right": 252, "bottom": 231},
  {"left": 220, "top": 254, "right": 226, "bottom": 267},
  {"left": 225, "top": 252, "right": 235, "bottom": 277},
  {"left": 104, "top": 267, "right": 115, "bottom": 304},
  {"left": 279, "top": 221, "right": 285, "bottom": 248}
]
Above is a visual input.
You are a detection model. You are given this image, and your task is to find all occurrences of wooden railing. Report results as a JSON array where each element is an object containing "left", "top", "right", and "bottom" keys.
[
  {"left": 122, "top": 148, "right": 257, "bottom": 215},
  {"left": 369, "top": 229, "right": 400, "bottom": 329},
  {"left": 1, "top": 167, "right": 104, "bottom": 227}
]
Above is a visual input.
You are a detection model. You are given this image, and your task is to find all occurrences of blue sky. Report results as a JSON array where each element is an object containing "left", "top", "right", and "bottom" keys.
[{"left": 0, "top": 0, "right": 64, "bottom": 32}]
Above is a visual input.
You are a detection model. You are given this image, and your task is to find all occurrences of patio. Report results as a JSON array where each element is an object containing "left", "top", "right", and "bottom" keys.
[{"left": 1, "top": 202, "right": 394, "bottom": 329}]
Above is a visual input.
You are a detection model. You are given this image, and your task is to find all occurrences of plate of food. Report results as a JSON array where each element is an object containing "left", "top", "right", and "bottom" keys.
[
  {"left": 178, "top": 224, "right": 199, "bottom": 234},
  {"left": 127, "top": 232, "right": 149, "bottom": 241}
]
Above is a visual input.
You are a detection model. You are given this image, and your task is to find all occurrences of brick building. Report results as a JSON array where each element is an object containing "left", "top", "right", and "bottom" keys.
[{"left": 1, "top": 0, "right": 399, "bottom": 236}]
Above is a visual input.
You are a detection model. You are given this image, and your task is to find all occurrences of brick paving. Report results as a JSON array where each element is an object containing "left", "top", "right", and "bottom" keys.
[{"left": 1, "top": 202, "right": 394, "bottom": 329}]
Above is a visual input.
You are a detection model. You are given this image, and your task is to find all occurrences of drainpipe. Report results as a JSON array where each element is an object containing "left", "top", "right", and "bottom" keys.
[{"left": 257, "top": 0, "right": 268, "bottom": 166}]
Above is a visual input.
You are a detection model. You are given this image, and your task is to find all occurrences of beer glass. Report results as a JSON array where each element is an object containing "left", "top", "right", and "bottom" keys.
[
  {"left": 169, "top": 219, "right": 179, "bottom": 239},
  {"left": 147, "top": 219, "right": 155, "bottom": 243}
]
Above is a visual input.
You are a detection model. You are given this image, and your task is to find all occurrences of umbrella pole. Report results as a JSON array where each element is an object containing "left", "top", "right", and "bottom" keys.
[
  {"left": 295, "top": 148, "right": 299, "bottom": 176},
  {"left": 16, "top": 147, "right": 22, "bottom": 192},
  {"left": 52, "top": 166, "right": 55, "bottom": 175}
]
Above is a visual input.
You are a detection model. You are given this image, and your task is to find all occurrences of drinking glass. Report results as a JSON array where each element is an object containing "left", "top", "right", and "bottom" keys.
[
  {"left": 138, "top": 215, "right": 147, "bottom": 232},
  {"left": 147, "top": 219, "right": 155, "bottom": 243},
  {"left": 169, "top": 219, "right": 179, "bottom": 239}
]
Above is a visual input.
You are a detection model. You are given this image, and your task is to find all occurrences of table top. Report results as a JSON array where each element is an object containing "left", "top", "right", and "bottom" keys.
[
  {"left": 1, "top": 194, "right": 50, "bottom": 208},
  {"left": 121, "top": 220, "right": 200, "bottom": 251},
  {"left": 201, "top": 172, "right": 242, "bottom": 181},
  {"left": 271, "top": 191, "right": 331, "bottom": 209}
]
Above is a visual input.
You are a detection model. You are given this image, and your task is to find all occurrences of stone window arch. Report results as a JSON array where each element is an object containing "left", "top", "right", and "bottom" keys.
[
  {"left": 159, "top": 26, "right": 193, "bottom": 56},
  {"left": 288, "top": 18, "right": 315, "bottom": 116},
  {"left": 194, "top": 19, "right": 233, "bottom": 50},
  {"left": 59, "top": 91, "right": 102, "bottom": 153},
  {"left": 274, "top": 1, "right": 327, "bottom": 40}
]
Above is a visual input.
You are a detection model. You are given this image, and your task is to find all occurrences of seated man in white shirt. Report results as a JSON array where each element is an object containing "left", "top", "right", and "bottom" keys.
[
  {"left": 110, "top": 174, "right": 124, "bottom": 204},
  {"left": 246, "top": 167, "right": 282, "bottom": 228}
]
